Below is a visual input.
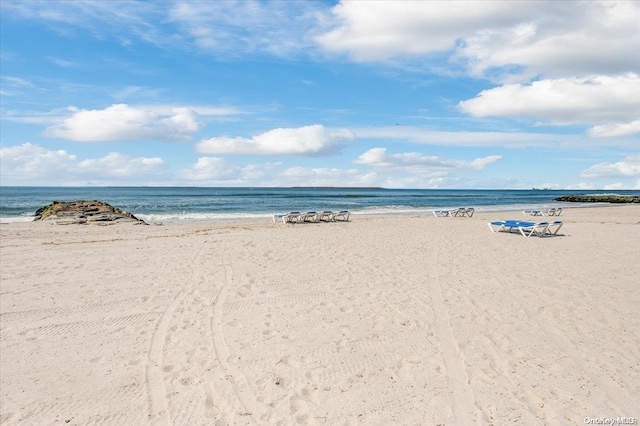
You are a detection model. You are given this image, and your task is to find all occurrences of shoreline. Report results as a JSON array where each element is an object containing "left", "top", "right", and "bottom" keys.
[{"left": 1, "top": 202, "right": 632, "bottom": 225}]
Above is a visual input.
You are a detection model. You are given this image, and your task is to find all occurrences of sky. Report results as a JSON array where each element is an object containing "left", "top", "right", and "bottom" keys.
[{"left": 1, "top": 0, "right": 639, "bottom": 189}]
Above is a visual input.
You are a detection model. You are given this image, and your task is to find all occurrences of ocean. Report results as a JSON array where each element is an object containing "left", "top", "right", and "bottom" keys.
[{"left": 1, "top": 186, "right": 638, "bottom": 223}]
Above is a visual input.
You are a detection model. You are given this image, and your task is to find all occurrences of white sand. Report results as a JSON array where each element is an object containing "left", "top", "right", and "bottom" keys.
[{"left": 1, "top": 206, "right": 639, "bottom": 425}]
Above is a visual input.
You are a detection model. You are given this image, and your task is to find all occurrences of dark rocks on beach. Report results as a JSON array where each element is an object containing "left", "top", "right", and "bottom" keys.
[
  {"left": 34, "top": 200, "right": 147, "bottom": 225},
  {"left": 554, "top": 195, "right": 640, "bottom": 203}
]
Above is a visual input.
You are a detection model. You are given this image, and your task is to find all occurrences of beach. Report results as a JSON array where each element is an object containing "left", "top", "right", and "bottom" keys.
[{"left": 1, "top": 205, "right": 638, "bottom": 425}]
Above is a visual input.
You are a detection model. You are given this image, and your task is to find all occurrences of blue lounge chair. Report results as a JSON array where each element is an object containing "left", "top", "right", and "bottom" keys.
[
  {"left": 545, "top": 220, "right": 563, "bottom": 235},
  {"left": 488, "top": 219, "right": 550, "bottom": 237}
]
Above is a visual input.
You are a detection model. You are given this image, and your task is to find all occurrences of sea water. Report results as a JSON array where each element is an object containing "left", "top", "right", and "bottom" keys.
[{"left": 1, "top": 186, "right": 638, "bottom": 223}]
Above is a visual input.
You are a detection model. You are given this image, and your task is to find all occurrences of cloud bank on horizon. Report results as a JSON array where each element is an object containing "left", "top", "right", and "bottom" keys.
[{"left": 1, "top": 0, "right": 639, "bottom": 189}]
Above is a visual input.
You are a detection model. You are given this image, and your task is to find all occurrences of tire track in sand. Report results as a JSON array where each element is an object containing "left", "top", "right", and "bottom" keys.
[
  {"left": 485, "top": 262, "right": 638, "bottom": 415},
  {"left": 427, "top": 242, "right": 481, "bottom": 424},
  {"left": 210, "top": 242, "right": 265, "bottom": 423},
  {"left": 146, "top": 247, "right": 205, "bottom": 426}
]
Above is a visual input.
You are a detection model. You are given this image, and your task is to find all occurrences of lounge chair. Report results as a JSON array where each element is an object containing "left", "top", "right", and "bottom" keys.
[
  {"left": 433, "top": 210, "right": 451, "bottom": 217},
  {"left": 332, "top": 210, "right": 350, "bottom": 221},
  {"left": 317, "top": 211, "right": 335, "bottom": 222},
  {"left": 544, "top": 208, "right": 562, "bottom": 216},
  {"left": 453, "top": 207, "right": 475, "bottom": 217},
  {"left": 281, "top": 211, "right": 302, "bottom": 224},
  {"left": 300, "top": 211, "right": 320, "bottom": 223},
  {"left": 488, "top": 219, "right": 550, "bottom": 237},
  {"left": 545, "top": 220, "right": 563, "bottom": 235},
  {"left": 523, "top": 210, "right": 543, "bottom": 216}
]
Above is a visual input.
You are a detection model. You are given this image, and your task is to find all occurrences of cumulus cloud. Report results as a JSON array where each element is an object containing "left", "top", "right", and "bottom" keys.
[
  {"left": 180, "top": 157, "right": 244, "bottom": 181},
  {"left": 587, "top": 120, "right": 640, "bottom": 138},
  {"left": 77, "top": 152, "right": 165, "bottom": 178},
  {"left": 458, "top": 74, "right": 640, "bottom": 132},
  {"left": 278, "top": 166, "right": 378, "bottom": 187},
  {"left": 0, "top": 142, "right": 166, "bottom": 185},
  {"left": 316, "top": 1, "right": 640, "bottom": 80},
  {"left": 43, "top": 103, "right": 242, "bottom": 142},
  {"left": 196, "top": 124, "right": 355, "bottom": 156},
  {"left": 179, "top": 156, "right": 281, "bottom": 185},
  {"left": 581, "top": 155, "right": 640, "bottom": 179},
  {"left": 316, "top": 1, "right": 511, "bottom": 61},
  {"left": 0, "top": 143, "right": 77, "bottom": 180},
  {"left": 355, "top": 147, "right": 501, "bottom": 171}
]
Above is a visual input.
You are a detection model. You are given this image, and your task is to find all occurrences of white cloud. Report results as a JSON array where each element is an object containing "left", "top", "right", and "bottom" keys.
[
  {"left": 278, "top": 166, "right": 378, "bottom": 187},
  {"left": 167, "top": 1, "right": 326, "bottom": 57},
  {"left": 0, "top": 142, "right": 167, "bottom": 185},
  {"left": 45, "top": 104, "right": 178, "bottom": 142},
  {"left": 77, "top": 152, "right": 165, "bottom": 178},
  {"left": 43, "top": 103, "right": 243, "bottom": 142},
  {"left": 0, "top": 76, "right": 37, "bottom": 96},
  {"left": 1, "top": 0, "right": 167, "bottom": 47},
  {"left": 45, "top": 56, "right": 75, "bottom": 67},
  {"left": 316, "top": 1, "right": 511, "bottom": 61},
  {"left": 458, "top": 74, "right": 640, "bottom": 132},
  {"left": 587, "top": 120, "right": 640, "bottom": 138},
  {"left": 355, "top": 147, "right": 501, "bottom": 171},
  {"left": 316, "top": 1, "right": 640, "bottom": 80},
  {"left": 0, "top": 143, "right": 77, "bottom": 181},
  {"left": 457, "top": 2, "right": 640, "bottom": 80},
  {"left": 1, "top": 76, "right": 35, "bottom": 88},
  {"left": 179, "top": 156, "right": 281, "bottom": 185},
  {"left": 351, "top": 126, "right": 628, "bottom": 149},
  {"left": 180, "top": 157, "right": 244, "bottom": 181},
  {"left": 196, "top": 124, "right": 355, "bottom": 156},
  {"left": 581, "top": 155, "right": 640, "bottom": 179}
]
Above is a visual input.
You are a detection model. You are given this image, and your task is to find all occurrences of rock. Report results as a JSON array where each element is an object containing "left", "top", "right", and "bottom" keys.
[
  {"left": 34, "top": 200, "right": 147, "bottom": 225},
  {"left": 554, "top": 195, "right": 640, "bottom": 203}
]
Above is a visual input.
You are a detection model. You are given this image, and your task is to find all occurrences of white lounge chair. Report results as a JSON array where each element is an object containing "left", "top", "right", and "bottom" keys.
[
  {"left": 464, "top": 207, "right": 475, "bottom": 217},
  {"left": 300, "top": 211, "right": 320, "bottom": 223},
  {"left": 523, "top": 210, "right": 543, "bottom": 216},
  {"left": 317, "top": 211, "right": 335, "bottom": 222},
  {"left": 281, "top": 211, "right": 302, "bottom": 224},
  {"left": 332, "top": 210, "right": 350, "bottom": 221},
  {"left": 544, "top": 208, "right": 562, "bottom": 216},
  {"left": 433, "top": 210, "right": 451, "bottom": 217}
]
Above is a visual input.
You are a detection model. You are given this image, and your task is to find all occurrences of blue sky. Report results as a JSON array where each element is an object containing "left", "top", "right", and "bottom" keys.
[{"left": 1, "top": 0, "right": 639, "bottom": 189}]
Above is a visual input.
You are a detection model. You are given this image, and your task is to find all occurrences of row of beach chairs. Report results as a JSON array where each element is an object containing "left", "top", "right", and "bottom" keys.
[
  {"left": 273, "top": 210, "right": 350, "bottom": 224},
  {"left": 488, "top": 219, "right": 563, "bottom": 237},
  {"left": 523, "top": 208, "right": 562, "bottom": 217},
  {"left": 433, "top": 207, "right": 475, "bottom": 217}
]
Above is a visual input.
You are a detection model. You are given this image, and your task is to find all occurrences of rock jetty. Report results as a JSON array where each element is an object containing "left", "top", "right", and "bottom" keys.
[
  {"left": 554, "top": 195, "right": 640, "bottom": 203},
  {"left": 34, "top": 200, "right": 147, "bottom": 225}
]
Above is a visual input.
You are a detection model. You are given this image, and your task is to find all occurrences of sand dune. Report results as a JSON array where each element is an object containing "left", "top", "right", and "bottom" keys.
[{"left": 1, "top": 206, "right": 639, "bottom": 425}]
